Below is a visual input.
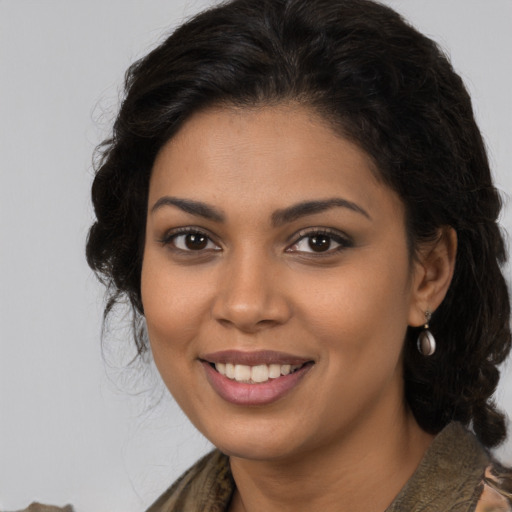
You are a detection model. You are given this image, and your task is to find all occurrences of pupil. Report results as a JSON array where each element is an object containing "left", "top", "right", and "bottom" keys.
[
  {"left": 185, "top": 233, "right": 207, "bottom": 250},
  {"left": 309, "top": 235, "right": 330, "bottom": 252}
]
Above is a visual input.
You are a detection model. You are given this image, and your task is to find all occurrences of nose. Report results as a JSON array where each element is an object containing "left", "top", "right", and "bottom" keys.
[{"left": 211, "top": 251, "right": 292, "bottom": 333}]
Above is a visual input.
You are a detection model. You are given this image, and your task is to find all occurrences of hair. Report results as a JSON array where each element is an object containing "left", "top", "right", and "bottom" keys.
[{"left": 86, "top": 0, "right": 511, "bottom": 448}]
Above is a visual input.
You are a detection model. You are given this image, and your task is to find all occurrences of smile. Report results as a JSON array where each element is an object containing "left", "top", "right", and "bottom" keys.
[
  {"left": 200, "top": 351, "right": 315, "bottom": 406},
  {"left": 213, "top": 362, "right": 305, "bottom": 383}
]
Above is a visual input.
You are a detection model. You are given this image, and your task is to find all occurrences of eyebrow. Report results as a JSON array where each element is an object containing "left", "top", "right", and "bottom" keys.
[
  {"left": 150, "top": 196, "right": 370, "bottom": 225},
  {"left": 151, "top": 196, "right": 225, "bottom": 222},
  {"left": 271, "top": 198, "right": 371, "bottom": 226}
]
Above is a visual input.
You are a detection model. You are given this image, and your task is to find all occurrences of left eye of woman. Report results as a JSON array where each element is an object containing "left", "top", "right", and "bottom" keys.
[
  {"left": 175, "top": 232, "right": 218, "bottom": 251},
  {"left": 286, "top": 230, "right": 352, "bottom": 254},
  {"left": 161, "top": 230, "right": 221, "bottom": 252}
]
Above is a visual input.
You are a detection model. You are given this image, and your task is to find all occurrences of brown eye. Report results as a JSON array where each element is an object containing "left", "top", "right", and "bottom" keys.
[
  {"left": 170, "top": 231, "right": 220, "bottom": 252},
  {"left": 308, "top": 235, "right": 331, "bottom": 252},
  {"left": 286, "top": 229, "right": 352, "bottom": 255},
  {"left": 184, "top": 233, "right": 208, "bottom": 250}
]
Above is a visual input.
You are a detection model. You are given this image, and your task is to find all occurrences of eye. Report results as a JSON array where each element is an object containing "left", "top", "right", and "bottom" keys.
[
  {"left": 161, "top": 229, "right": 221, "bottom": 252},
  {"left": 287, "top": 229, "right": 352, "bottom": 254}
]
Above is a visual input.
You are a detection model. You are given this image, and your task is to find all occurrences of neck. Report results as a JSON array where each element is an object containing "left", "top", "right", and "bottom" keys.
[{"left": 228, "top": 409, "right": 433, "bottom": 512}]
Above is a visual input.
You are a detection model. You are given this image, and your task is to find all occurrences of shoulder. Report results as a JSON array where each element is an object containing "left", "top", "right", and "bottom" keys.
[
  {"left": 388, "top": 422, "right": 512, "bottom": 512},
  {"left": 476, "top": 462, "right": 512, "bottom": 512},
  {"left": 12, "top": 504, "right": 73, "bottom": 512},
  {"left": 146, "top": 449, "right": 234, "bottom": 512}
]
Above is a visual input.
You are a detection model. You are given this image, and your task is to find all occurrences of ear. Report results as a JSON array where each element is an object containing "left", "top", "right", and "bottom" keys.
[{"left": 408, "top": 227, "right": 457, "bottom": 327}]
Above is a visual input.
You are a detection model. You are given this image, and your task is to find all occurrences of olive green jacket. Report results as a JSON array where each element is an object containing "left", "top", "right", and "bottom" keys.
[
  {"left": 18, "top": 423, "right": 512, "bottom": 512},
  {"left": 147, "top": 423, "right": 512, "bottom": 512}
]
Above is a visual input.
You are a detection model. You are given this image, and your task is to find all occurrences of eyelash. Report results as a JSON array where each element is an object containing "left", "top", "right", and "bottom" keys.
[
  {"left": 286, "top": 228, "right": 353, "bottom": 255},
  {"left": 158, "top": 227, "right": 221, "bottom": 253},
  {"left": 158, "top": 227, "right": 353, "bottom": 256}
]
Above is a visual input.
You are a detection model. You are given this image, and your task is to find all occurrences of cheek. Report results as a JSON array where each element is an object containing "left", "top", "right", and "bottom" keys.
[
  {"left": 140, "top": 254, "right": 209, "bottom": 409},
  {"left": 140, "top": 252, "right": 210, "bottom": 355},
  {"left": 296, "top": 253, "right": 412, "bottom": 358}
]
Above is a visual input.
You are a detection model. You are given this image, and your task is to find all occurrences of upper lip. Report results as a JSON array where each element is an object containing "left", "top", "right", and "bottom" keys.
[{"left": 200, "top": 350, "right": 313, "bottom": 366}]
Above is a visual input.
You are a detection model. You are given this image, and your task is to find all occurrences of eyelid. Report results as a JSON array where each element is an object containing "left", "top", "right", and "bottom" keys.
[
  {"left": 157, "top": 226, "right": 352, "bottom": 254},
  {"left": 285, "top": 227, "right": 353, "bottom": 253},
  {"left": 158, "top": 226, "right": 221, "bottom": 251}
]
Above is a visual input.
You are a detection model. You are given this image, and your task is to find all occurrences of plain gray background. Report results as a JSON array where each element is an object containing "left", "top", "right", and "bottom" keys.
[{"left": 1, "top": 1, "right": 511, "bottom": 511}]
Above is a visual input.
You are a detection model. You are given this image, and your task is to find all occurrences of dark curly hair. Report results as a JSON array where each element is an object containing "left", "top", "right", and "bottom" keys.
[{"left": 86, "top": 0, "right": 511, "bottom": 448}]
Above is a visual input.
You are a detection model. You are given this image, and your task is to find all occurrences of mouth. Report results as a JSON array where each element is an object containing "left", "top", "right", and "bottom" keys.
[
  {"left": 209, "top": 361, "right": 310, "bottom": 384},
  {"left": 200, "top": 350, "right": 315, "bottom": 406}
]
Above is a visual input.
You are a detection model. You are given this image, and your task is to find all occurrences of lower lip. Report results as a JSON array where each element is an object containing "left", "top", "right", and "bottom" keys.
[{"left": 202, "top": 362, "right": 313, "bottom": 406}]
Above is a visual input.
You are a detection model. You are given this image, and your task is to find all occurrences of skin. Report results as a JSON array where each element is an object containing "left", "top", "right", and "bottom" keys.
[{"left": 141, "top": 104, "right": 456, "bottom": 512}]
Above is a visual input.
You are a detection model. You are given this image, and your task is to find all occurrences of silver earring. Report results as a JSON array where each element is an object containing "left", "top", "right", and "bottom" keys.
[{"left": 417, "top": 310, "right": 436, "bottom": 356}]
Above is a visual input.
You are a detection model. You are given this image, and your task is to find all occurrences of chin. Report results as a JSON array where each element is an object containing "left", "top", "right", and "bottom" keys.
[
  {"left": 197, "top": 415, "right": 313, "bottom": 462},
  {"left": 215, "top": 438, "right": 300, "bottom": 462}
]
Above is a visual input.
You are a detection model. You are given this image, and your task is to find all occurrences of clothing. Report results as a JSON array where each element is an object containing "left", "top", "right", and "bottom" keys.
[
  {"left": 146, "top": 423, "right": 512, "bottom": 512},
  {"left": 11, "top": 504, "right": 73, "bottom": 512}
]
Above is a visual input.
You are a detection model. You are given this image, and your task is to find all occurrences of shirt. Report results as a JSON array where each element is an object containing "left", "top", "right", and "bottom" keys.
[{"left": 147, "top": 423, "right": 512, "bottom": 512}]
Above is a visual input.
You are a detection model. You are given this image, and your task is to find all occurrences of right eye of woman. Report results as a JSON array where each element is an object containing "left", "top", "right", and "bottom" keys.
[
  {"left": 160, "top": 229, "right": 221, "bottom": 253},
  {"left": 285, "top": 228, "right": 353, "bottom": 256}
]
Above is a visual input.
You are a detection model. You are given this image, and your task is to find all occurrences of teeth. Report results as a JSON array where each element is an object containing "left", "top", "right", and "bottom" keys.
[
  {"left": 225, "top": 363, "right": 235, "bottom": 379},
  {"left": 234, "top": 364, "right": 251, "bottom": 382},
  {"left": 251, "top": 365, "right": 269, "bottom": 383},
  {"left": 268, "top": 364, "right": 281, "bottom": 379},
  {"left": 214, "top": 362, "right": 305, "bottom": 383}
]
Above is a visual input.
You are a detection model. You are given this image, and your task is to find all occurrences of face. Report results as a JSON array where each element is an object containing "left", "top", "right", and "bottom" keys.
[{"left": 141, "top": 104, "right": 422, "bottom": 461}]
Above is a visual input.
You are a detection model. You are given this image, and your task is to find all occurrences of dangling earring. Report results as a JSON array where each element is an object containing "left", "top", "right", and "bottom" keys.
[{"left": 417, "top": 310, "right": 436, "bottom": 356}]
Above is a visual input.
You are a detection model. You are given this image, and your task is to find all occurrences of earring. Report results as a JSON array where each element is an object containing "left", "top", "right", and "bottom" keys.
[{"left": 417, "top": 310, "right": 436, "bottom": 356}]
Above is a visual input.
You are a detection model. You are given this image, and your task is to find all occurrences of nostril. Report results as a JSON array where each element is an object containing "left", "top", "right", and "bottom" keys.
[
  {"left": 215, "top": 316, "right": 281, "bottom": 334},
  {"left": 211, "top": 277, "right": 292, "bottom": 331}
]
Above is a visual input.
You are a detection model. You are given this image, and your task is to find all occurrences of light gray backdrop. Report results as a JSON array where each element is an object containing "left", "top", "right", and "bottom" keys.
[{"left": 1, "top": 1, "right": 511, "bottom": 511}]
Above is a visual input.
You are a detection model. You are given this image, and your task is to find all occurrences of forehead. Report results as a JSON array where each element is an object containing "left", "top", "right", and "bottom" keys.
[{"left": 149, "top": 104, "right": 402, "bottom": 221}]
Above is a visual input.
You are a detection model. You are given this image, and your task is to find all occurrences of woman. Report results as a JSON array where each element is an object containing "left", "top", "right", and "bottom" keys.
[{"left": 83, "top": 0, "right": 511, "bottom": 510}]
